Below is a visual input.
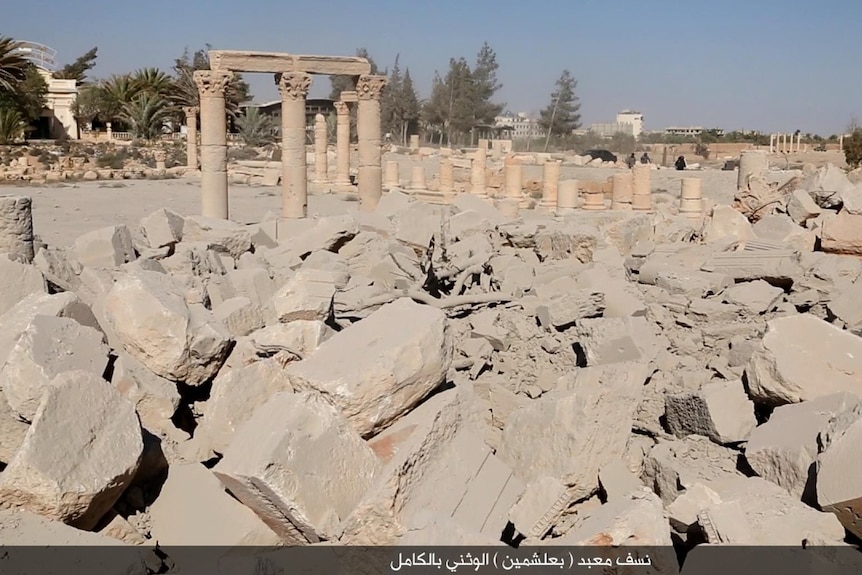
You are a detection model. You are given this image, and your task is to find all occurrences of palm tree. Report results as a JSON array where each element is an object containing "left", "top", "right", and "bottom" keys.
[
  {"left": 120, "top": 93, "right": 171, "bottom": 141},
  {"left": 0, "top": 108, "right": 25, "bottom": 144},
  {"left": 235, "top": 107, "right": 277, "bottom": 147},
  {"left": 0, "top": 36, "right": 29, "bottom": 93},
  {"left": 133, "top": 67, "right": 173, "bottom": 98}
]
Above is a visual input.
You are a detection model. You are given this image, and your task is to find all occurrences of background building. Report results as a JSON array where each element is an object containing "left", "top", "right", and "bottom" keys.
[
  {"left": 494, "top": 112, "right": 544, "bottom": 139},
  {"left": 14, "top": 41, "right": 78, "bottom": 140},
  {"left": 587, "top": 109, "right": 644, "bottom": 138}
]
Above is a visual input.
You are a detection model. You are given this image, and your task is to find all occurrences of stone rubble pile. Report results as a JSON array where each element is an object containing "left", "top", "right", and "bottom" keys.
[{"left": 2, "top": 163, "right": 862, "bottom": 573}]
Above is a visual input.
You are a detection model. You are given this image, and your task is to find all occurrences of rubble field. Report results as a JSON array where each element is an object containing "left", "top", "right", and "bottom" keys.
[{"left": 2, "top": 156, "right": 862, "bottom": 574}]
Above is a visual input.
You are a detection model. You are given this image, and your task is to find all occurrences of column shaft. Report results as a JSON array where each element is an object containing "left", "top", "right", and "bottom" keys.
[
  {"left": 194, "top": 71, "right": 232, "bottom": 219},
  {"left": 334, "top": 101, "right": 351, "bottom": 186},
  {"left": 276, "top": 72, "right": 312, "bottom": 219},
  {"left": 356, "top": 75, "right": 388, "bottom": 212}
]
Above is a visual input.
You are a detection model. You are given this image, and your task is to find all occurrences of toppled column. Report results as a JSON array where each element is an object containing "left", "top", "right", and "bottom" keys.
[
  {"left": 153, "top": 150, "right": 167, "bottom": 171},
  {"left": 356, "top": 75, "right": 388, "bottom": 212},
  {"left": 679, "top": 178, "right": 703, "bottom": 219},
  {"left": 313, "top": 113, "right": 328, "bottom": 184},
  {"left": 470, "top": 147, "right": 487, "bottom": 197},
  {"left": 737, "top": 150, "right": 768, "bottom": 190},
  {"left": 555, "top": 180, "right": 579, "bottom": 215},
  {"left": 194, "top": 70, "right": 233, "bottom": 220},
  {"left": 439, "top": 157, "right": 454, "bottom": 195},
  {"left": 333, "top": 101, "right": 351, "bottom": 187},
  {"left": 409, "top": 165, "right": 427, "bottom": 191},
  {"left": 183, "top": 106, "right": 199, "bottom": 169},
  {"left": 276, "top": 72, "right": 313, "bottom": 219},
  {"left": 0, "top": 196, "right": 34, "bottom": 263},
  {"left": 632, "top": 163, "right": 652, "bottom": 211},
  {"left": 611, "top": 172, "right": 634, "bottom": 210},
  {"left": 540, "top": 160, "right": 561, "bottom": 209},
  {"left": 504, "top": 157, "right": 523, "bottom": 204},
  {"left": 409, "top": 134, "right": 419, "bottom": 151},
  {"left": 383, "top": 160, "right": 399, "bottom": 190}
]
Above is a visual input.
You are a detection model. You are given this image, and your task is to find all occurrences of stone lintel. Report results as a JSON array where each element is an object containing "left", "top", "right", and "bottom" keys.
[{"left": 209, "top": 50, "right": 371, "bottom": 76}]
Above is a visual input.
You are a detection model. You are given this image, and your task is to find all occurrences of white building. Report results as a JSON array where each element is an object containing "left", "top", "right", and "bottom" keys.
[
  {"left": 494, "top": 112, "right": 545, "bottom": 139},
  {"left": 14, "top": 41, "right": 78, "bottom": 140},
  {"left": 587, "top": 109, "right": 644, "bottom": 138}
]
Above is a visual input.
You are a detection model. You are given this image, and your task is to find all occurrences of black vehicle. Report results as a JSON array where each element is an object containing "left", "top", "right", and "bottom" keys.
[{"left": 583, "top": 149, "right": 618, "bottom": 163}]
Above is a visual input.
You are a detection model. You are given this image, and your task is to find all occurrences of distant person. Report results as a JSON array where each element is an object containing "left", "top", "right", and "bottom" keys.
[
  {"left": 626, "top": 153, "right": 636, "bottom": 169},
  {"left": 675, "top": 156, "right": 687, "bottom": 171},
  {"left": 640, "top": 152, "right": 651, "bottom": 164}
]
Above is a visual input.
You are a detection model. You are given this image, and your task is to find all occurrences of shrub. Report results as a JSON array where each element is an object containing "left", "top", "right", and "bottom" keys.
[{"left": 844, "top": 130, "right": 862, "bottom": 169}]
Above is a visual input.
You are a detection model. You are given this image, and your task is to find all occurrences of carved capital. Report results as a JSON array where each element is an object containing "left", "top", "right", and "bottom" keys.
[
  {"left": 182, "top": 106, "right": 199, "bottom": 117},
  {"left": 356, "top": 75, "right": 387, "bottom": 101},
  {"left": 193, "top": 71, "right": 232, "bottom": 98},
  {"left": 334, "top": 101, "right": 349, "bottom": 115},
  {"left": 275, "top": 72, "right": 312, "bottom": 100}
]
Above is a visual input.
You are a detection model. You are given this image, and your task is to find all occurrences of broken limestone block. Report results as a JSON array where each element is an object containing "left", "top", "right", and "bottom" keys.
[
  {"left": 746, "top": 392, "right": 858, "bottom": 500},
  {"left": 398, "top": 511, "right": 505, "bottom": 546},
  {"left": 817, "top": 402, "right": 862, "bottom": 538},
  {"left": 270, "top": 268, "right": 338, "bottom": 323},
  {"left": 665, "top": 380, "right": 757, "bottom": 445},
  {"left": 575, "top": 316, "right": 663, "bottom": 366},
  {"left": 500, "top": 366, "right": 642, "bottom": 502},
  {"left": 701, "top": 250, "right": 803, "bottom": 286},
  {"left": 826, "top": 281, "right": 862, "bottom": 334},
  {"left": 599, "top": 460, "right": 645, "bottom": 500},
  {"left": 666, "top": 482, "right": 722, "bottom": 532},
  {"left": 194, "top": 357, "right": 293, "bottom": 456},
  {"left": 2, "top": 315, "right": 110, "bottom": 422},
  {"left": 140, "top": 207, "right": 184, "bottom": 248},
  {"left": 74, "top": 224, "right": 136, "bottom": 268},
  {"left": 0, "top": 509, "right": 150, "bottom": 574},
  {"left": 536, "top": 289, "right": 605, "bottom": 330},
  {"left": 182, "top": 215, "right": 252, "bottom": 259},
  {"left": 720, "top": 279, "right": 784, "bottom": 314},
  {"left": 643, "top": 436, "right": 744, "bottom": 504},
  {"left": 746, "top": 314, "right": 862, "bottom": 406},
  {"left": 104, "top": 270, "right": 232, "bottom": 386},
  {"left": 705, "top": 204, "right": 755, "bottom": 244},
  {"left": 33, "top": 246, "right": 80, "bottom": 293},
  {"left": 0, "top": 370, "right": 143, "bottom": 530},
  {"left": 287, "top": 298, "right": 452, "bottom": 437},
  {"left": 507, "top": 476, "right": 568, "bottom": 540},
  {"left": 469, "top": 309, "right": 512, "bottom": 351},
  {"left": 213, "top": 296, "right": 266, "bottom": 337},
  {"left": 694, "top": 476, "right": 845, "bottom": 545},
  {"left": 278, "top": 214, "right": 359, "bottom": 258},
  {"left": 820, "top": 211, "right": 862, "bottom": 256},
  {"left": 787, "top": 189, "right": 822, "bottom": 224},
  {"left": 214, "top": 391, "right": 380, "bottom": 544},
  {"left": 533, "top": 228, "right": 597, "bottom": 262},
  {"left": 0, "top": 392, "right": 28, "bottom": 465},
  {"left": 0, "top": 255, "right": 46, "bottom": 315},
  {"left": 112, "top": 353, "right": 181, "bottom": 432},
  {"left": 149, "top": 463, "right": 280, "bottom": 556}
]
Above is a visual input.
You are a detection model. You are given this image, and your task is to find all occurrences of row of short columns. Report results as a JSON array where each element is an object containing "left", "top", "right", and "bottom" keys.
[
  {"left": 770, "top": 133, "right": 803, "bottom": 154},
  {"left": 193, "top": 70, "right": 387, "bottom": 221}
]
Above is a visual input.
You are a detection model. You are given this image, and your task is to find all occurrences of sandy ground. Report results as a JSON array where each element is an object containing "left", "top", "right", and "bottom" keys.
[{"left": 0, "top": 154, "right": 799, "bottom": 249}]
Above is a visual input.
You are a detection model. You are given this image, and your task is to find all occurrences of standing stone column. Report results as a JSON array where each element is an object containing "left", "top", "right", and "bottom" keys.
[
  {"left": 540, "top": 160, "right": 561, "bottom": 209},
  {"left": 0, "top": 196, "right": 34, "bottom": 263},
  {"left": 611, "top": 172, "right": 634, "bottom": 210},
  {"left": 194, "top": 70, "right": 232, "bottom": 219},
  {"left": 153, "top": 150, "right": 167, "bottom": 171},
  {"left": 409, "top": 165, "right": 427, "bottom": 191},
  {"left": 556, "top": 180, "right": 579, "bottom": 215},
  {"left": 737, "top": 150, "right": 768, "bottom": 190},
  {"left": 183, "top": 106, "right": 199, "bottom": 169},
  {"left": 356, "top": 74, "right": 388, "bottom": 212},
  {"left": 679, "top": 178, "right": 703, "bottom": 219},
  {"left": 439, "top": 158, "right": 454, "bottom": 194},
  {"left": 769, "top": 134, "right": 774, "bottom": 153},
  {"left": 313, "top": 113, "right": 328, "bottom": 184},
  {"left": 384, "top": 161, "right": 400, "bottom": 190},
  {"left": 840, "top": 135, "right": 845, "bottom": 152},
  {"left": 782, "top": 133, "right": 788, "bottom": 153},
  {"left": 276, "top": 72, "right": 312, "bottom": 219},
  {"left": 334, "top": 101, "right": 351, "bottom": 187},
  {"left": 632, "top": 163, "right": 652, "bottom": 211},
  {"left": 409, "top": 135, "right": 420, "bottom": 151},
  {"left": 504, "top": 157, "right": 523, "bottom": 202},
  {"left": 471, "top": 147, "right": 487, "bottom": 197}
]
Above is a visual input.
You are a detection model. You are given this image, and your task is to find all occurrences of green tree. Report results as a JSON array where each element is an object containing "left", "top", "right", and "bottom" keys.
[
  {"left": 399, "top": 68, "right": 420, "bottom": 143},
  {"left": 53, "top": 47, "right": 98, "bottom": 84},
  {"left": 0, "top": 36, "right": 29, "bottom": 93},
  {"left": 120, "top": 93, "right": 171, "bottom": 140},
  {"left": 133, "top": 67, "right": 174, "bottom": 98},
  {"left": 329, "top": 47, "right": 378, "bottom": 100},
  {"left": 470, "top": 42, "right": 504, "bottom": 126},
  {"left": 381, "top": 54, "right": 402, "bottom": 140},
  {"left": 0, "top": 108, "right": 26, "bottom": 144},
  {"left": 235, "top": 107, "right": 277, "bottom": 147},
  {"left": 844, "top": 130, "right": 862, "bottom": 169},
  {"left": 0, "top": 64, "right": 48, "bottom": 121},
  {"left": 169, "top": 45, "right": 251, "bottom": 116},
  {"left": 441, "top": 57, "right": 475, "bottom": 145},
  {"left": 71, "top": 84, "right": 107, "bottom": 125},
  {"left": 421, "top": 72, "right": 448, "bottom": 144},
  {"left": 539, "top": 70, "right": 581, "bottom": 150}
]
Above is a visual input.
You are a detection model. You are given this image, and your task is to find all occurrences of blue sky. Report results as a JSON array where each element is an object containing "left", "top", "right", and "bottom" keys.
[{"left": 7, "top": 0, "right": 860, "bottom": 135}]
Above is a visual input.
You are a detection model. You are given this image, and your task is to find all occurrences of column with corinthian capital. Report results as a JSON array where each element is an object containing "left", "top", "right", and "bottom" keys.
[
  {"left": 183, "top": 106, "right": 199, "bottom": 170},
  {"left": 334, "top": 101, "right": 351, "bottom": 187},
  {"left": 194, "top": 71, "right": 232, "bottom": 219},
  {"left": 276, "top": 72, "right": 312, "bottom": 219},
  {"left": 356, "top": 74, "right": 388, "bottom": 211}
]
